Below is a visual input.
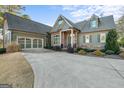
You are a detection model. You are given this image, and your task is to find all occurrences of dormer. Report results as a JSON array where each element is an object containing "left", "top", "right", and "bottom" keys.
[{"left": 90, "top": 14, "right": 99, "bottom": 28}]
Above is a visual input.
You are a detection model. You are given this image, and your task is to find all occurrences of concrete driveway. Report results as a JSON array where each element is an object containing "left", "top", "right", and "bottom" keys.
[{"left": 22, "top": 50, "right": 124, "bottom": 88}]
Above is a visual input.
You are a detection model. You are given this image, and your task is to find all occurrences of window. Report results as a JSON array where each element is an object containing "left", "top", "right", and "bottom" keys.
[
  {"left": 58, "top": 20, "right": 63, "bottom": 25},
  {"left": 100, "top": 33, "right": 106, "bottom": 43},
  {"left": 85, "top": 35, "right": 90, "bottom": 43},
  {"left": 90, "top": 20, "right": 97, "bottom": 28},
  {"left": 5, "top": 31, "right": 11, "bottom": 45},
  {"left": 54, "top": 35, "right": 60, "bottom": 44}
]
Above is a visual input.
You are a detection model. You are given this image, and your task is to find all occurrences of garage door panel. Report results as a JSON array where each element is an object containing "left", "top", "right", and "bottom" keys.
[
  {"left": 18, "top": 38, "right": 25, "bottom": 49},
  {"left": 38, "top": 39, "right": 42, "bottom": 48},
  {"left": 33, "top": 39, "right": 38, "bottom": 48},
  {"left": 18, "top": 37, "right": 43, "bottom": 49},
  {"left": 26, "top": 38, "right": 31, "bottom": 48}
]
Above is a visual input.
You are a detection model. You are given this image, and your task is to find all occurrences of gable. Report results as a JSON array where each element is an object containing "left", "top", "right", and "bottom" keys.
[{"left": 51, "top": 15, "right": 77, "bottom": 32}]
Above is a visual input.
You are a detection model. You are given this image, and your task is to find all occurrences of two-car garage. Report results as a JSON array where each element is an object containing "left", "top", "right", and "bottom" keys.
[{"left": 17, "top": 36, "right": 44, "bottom": 49}]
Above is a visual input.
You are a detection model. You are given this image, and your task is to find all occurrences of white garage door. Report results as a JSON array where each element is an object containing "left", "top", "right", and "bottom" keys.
[{"left": 18, "top": 37, "right": 44, "bottom": 49}]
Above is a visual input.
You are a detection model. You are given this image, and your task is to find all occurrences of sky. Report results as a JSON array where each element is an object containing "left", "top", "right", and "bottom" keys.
[{"left": 22, "top": 5, "right": 124, "bottom": 26}]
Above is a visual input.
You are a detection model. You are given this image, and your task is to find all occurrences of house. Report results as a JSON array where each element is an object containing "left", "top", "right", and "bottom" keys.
[
  {"left": 3, "top": 13, "right": 52, "bottom": 49},
  {"left": 51, "top": 14, "right": 116, "bottom": 49}
]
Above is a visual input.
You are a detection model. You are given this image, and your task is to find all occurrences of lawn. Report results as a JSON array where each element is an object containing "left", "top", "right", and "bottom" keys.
[{"left": 0, "top": 52, "right": 34, "bottom": 88}]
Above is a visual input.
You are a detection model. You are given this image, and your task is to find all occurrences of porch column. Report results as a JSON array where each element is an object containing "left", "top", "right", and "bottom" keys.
[
  {"left": 75, "top": 31, "right": 78, "bottom": 48},
  {"left": 60, "top": 31, "right": 61, "bottom": 46},
  {"left": 63, "top": 32, "right": 64, "bottom": 48},
  {"left": 71, "top": 29, "right": 74, "bottom": 48}
]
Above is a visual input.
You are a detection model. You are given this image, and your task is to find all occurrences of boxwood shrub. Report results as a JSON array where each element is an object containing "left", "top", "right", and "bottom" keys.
[
  {"left": 105, "top": 50, "right": 115, "bottom": 55},
  {"left": 52, "top": 46, "right": 61, "bottom": 51},
  {"left": 67, "top": 47, "right": 74, "bottom": 53},
  {"left": 0, "top": 48, "right": 6, "bottom": 54}
]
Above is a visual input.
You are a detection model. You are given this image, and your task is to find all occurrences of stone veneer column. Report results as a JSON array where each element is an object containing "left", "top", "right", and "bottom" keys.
[
  {"left": 60, "top": 31, "right": 61, "bottom": 46},
  {"left": 71, "top": 29, "right": 74, "bottom": 48}
]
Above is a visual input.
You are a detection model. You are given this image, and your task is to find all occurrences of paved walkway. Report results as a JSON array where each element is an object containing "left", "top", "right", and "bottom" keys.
[{"left": 22, "top": 50, "right": 124, "bottom": 88}]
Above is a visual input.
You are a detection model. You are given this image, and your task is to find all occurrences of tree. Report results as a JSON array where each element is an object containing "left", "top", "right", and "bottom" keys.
[
  {"left": 117, "top": 15, "right": 124, "bottom": 38},
  {"left": 118, "top": 37, "right": 124, "bottom": 47},
  {"left": 105, "top": 29, "right": 120, "bottom": 54},
  {"left": 0, "top": 5, "right": 25, "bottom": 27},
  {"left": 22, "top": 14, "right": 30, "bottom": 19}
]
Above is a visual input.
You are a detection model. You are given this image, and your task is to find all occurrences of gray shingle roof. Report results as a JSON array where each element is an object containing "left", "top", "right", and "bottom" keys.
[
  {"left": 4, "top": 13, "right": 52, "bottom": 34},
  {"left": 52, "top": 14, "right": 116, "bottom": 33},
  {"left": 75, "top": 15, "right": 116, "bottom": 32}
]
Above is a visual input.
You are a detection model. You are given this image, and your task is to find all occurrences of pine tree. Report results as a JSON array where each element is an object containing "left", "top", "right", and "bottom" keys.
[{"left": 105, "top": 29, "right": 120, "bottom": 54}]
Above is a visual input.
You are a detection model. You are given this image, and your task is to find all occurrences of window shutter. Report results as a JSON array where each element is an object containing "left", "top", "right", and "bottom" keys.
[
  {"left": 83, "top": 35, "right": 85, "bottom": 43},
  {"left": 97, "top": 34, "right": 100, "bottom": 43},
  {"left": 90, "top": 35, "right": 92, "bottom": 43}
]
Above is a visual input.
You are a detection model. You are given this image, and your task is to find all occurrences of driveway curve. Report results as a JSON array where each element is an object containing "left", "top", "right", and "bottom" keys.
[{"left": 22, "top": 49, "right": 124, "bottom": 88}]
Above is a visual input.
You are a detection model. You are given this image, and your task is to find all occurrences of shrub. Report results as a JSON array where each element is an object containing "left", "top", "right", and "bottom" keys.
[
  {"left": 67, "top": 47, "right": 74, "bottom": 53},
  {"left": 105, "top": 29, "right": 120, "bottom": 54},
  {"left": 78, "top": 50, "right": 86, "bottom": 55},
  {"left": 0, "top": 48, "right": 6, "bottom": 54},
  {"left": 118, "top": 37, "right": 124, "bottom": 47},
  {"left": 100, "top": 49, "right": 106, "bottom": 52},
  {"left": 44, "top": 45, "right": 53, "bottom": 49},
  {"left": 76, "top": 47, "right": 83, "bottom": 52},
  {"left": 52, "top": 46, "right": 61, "bottom": 51},
  {"left": 83, "top": 48, "right": 96, "bottom": 52},
  {"left": 105, "top": 50, "right": 115, "bottom": 55},
  {"left": 93, "top": 49, "right": 105, "bottom": 56},
  {"left": 7, "top": 43, "right": 21, "bottom": 53},
  {"left": 119, "top": 52, "right": 124, "bottom": 58}
]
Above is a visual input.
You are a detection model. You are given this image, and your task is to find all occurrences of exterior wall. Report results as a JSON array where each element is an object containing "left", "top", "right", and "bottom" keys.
[
  {"left": 78, "top": 30, "right": 109, "bottom": 49},
  {"left": 11, "top": 30, "right": 46, "bottom": 46},
  {"left": 3, "top": 19, "right": 11, "bottom": 48},
  {"left": 51, "top": 31, "right": 60, "bottom": 46}
]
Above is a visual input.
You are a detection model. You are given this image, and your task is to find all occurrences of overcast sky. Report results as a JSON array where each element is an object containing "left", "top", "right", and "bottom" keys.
[{"left": 22, "top": 5, "right": 124, "bottom": 26}]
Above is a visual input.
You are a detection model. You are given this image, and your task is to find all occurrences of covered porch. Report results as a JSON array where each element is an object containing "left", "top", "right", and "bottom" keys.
[{"left": 60, "top": 29, "right": 79, "bottom": 48}]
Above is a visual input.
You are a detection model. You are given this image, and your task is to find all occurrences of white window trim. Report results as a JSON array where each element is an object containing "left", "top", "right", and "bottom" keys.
[
  {"left": 53, "top": 35, "right": 60, "bottom": 46},
  {"left": 85, "top": 35, "right": 90, "bottom": 43},
  {"left": 100, "top": 33, "right": 106, "bottom": 43}
]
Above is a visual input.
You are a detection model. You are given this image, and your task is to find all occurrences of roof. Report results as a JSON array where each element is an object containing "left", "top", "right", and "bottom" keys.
[
  {"left": 52, "top": 14, "right": 116, "bottom": 33},
  {"left": 75, "top": 15, "right": 116, "bottom": 32},
  {"left": 4, "top": 13, "right": 52, "bottom": 34}
]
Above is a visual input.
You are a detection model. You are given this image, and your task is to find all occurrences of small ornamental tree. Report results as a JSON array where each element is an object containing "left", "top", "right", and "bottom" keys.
[{"left": 105, "top": 29, "right": 120, "bottom": 54}]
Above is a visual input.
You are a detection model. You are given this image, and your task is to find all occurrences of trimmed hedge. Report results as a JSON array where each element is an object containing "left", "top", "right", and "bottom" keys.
[
  {"left": 105, "top": 50, "right": 115, "bottom": 55},
  {"left": 0, "top": 48, "right": 6, "bottom": 54},
  {"left": 52, "top": 46, "right": 61, "bottom": 51},
  {"left": 44, "top": 46, "right": 53, "bottom": 49},
  {"left": 67, "top": 47, "right": 74, "bottom": 53},
  {"left": 76, "top": 48, "right": 96, "bottom": 53}
]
